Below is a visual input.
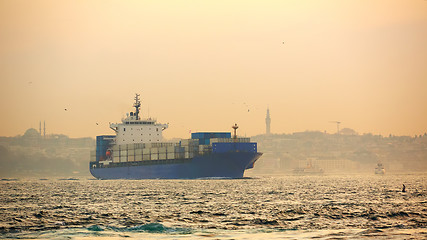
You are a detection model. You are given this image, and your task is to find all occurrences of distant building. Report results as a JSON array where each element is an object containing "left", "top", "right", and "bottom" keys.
[
  {"left": 21, "top": 128, "right": 41, "bottom": 147},
  {"left": 23, "top": 128, "right": 41, "bottom": 138},
  {"left": 265, "top": 108, "right": 271, "bottom": 135}
]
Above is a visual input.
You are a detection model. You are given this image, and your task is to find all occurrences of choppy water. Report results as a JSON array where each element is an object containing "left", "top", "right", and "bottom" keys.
[{"left": 1, "top": 173, "right": 426, "bottom": 239}]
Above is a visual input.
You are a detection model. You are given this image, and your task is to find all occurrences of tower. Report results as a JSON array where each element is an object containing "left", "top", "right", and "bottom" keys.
[{"left": 265, "top": 108, "right": 271, "bottom": 135}]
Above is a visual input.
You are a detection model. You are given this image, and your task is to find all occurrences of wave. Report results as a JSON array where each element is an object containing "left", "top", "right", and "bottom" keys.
[{"left": 87, "top": 223, "right": 193, "bottom": 234}]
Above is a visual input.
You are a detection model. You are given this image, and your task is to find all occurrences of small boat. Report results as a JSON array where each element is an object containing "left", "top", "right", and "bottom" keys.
[{"left": 293, "top": 160, "right": 324, "bottom": 175}]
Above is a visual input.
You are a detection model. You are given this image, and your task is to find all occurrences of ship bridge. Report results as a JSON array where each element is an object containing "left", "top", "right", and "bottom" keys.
[{"left": 109, "top": 94, "right": 168, "bottom": 145}]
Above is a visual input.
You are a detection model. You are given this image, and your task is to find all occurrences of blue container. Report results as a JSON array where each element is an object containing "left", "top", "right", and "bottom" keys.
[
  {"left": 192, "top": 132, "right": 231, "bottom": 139},
  {"left": 96, "top": 135, "right": 115, "bottom": 162},
  {"left": 212, "top": 142, "right": 257, "bottom": 153}
]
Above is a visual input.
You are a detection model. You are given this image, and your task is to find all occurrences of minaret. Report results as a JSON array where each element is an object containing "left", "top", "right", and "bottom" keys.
[{"left": 265, "top": 108, "right": 271, "bottom": 135}]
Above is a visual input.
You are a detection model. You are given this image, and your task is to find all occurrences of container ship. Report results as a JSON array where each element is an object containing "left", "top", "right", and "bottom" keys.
[{"left": 89, "top": 94, "right": 262, "bottom": 179}]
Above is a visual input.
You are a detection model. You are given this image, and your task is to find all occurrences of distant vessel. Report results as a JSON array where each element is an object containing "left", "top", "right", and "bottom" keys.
[
  {"left": 89, "top": 94, "right": 262, "bottom": 179},
  {"left": 293, "top": 159, "right": 324, "bottom": 175},
  {"left": 375, "top": 163, "right": 385, "bottom": 175}
]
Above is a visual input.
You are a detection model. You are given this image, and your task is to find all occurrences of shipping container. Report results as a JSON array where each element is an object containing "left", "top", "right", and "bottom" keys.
[
  {"left": 175, "top": 146, "right": 184, "bottom": 153},
  {"left": 185, "top": 152, "right": 194, "bottom": 159},
  {"left": 159, "top": 153, "right": 167, "bottom": 160},
  {"left": 96, "top": 135, "right": 115, "bottom": 162},
  {"left": 212, "top": 142, "right": 257, "bottom": 153},
  {"left": 180, "top": 139, "right": 198, "bottom": 146},
  {"left": 151, "top": 153, "right": 159, "bottom": 160},
  {"left": 191, "top": 132, "right": 231, "bottom": 140},
  {"left": 180, "top": 139, "right": 190, "bottom": 146},
  {"left": 175, "top": 152, "right": 184, "bottom": 159},
  {"left": 167, "top": 146, "right": 175, "bottom": 153},
  {"left": 199, "top": 145, "right": 212, "bottom": 154},
  {"left": 210, "top": 138, "right": 251, "bottom": 144},
  {"left": 120, "top": 150, "right": 127, "bottom": 157},
  {"left": 135, "top": 154, "right": 143, "bottom": 161},
  {"left": 159, "top": 147, "right": 167, "bottom": 153},
  {"left": 152, "top": 142, "right": 173, "bottom": 148},
  {"left": 142, "top": 154, "right": 150, "bottom": 161},
  {"left": 128, "top": 149, "right": 135, "bottom": 156}
]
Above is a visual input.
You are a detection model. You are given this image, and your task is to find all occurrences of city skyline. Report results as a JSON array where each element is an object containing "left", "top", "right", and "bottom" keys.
[{"left": 7, "top": 113, "right": 427, "bottom": 140}]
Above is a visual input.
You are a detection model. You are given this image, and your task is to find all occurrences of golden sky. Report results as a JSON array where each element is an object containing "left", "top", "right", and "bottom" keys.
[{"left": 1, "top": 0, "right": 426, "bottom": 139}]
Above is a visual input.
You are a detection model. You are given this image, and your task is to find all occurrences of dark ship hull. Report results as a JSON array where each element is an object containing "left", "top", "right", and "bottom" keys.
[{"left": 90, "top": 152, "right": 262, "bottom": 179}]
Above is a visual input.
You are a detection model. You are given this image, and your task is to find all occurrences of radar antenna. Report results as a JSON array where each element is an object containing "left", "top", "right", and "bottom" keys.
[{"left": 134, "top": 94, "right": 141, "bottom": 120}]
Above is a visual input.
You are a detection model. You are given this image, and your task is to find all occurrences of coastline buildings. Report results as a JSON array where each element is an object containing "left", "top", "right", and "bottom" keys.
[
  {"left": 253, "top": 109, "right": 427, "bottom": 173},
  {"left": 0, "top": 127, "right": 94, "bottom": 177},
  {"left": 252, "top": 130, "right": 427, "bottom": 173}
]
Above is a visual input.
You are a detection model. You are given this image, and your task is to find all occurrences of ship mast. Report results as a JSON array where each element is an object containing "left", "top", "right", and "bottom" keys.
[{"left": 134, "top": 94, "right": 141, "bottom": 120}]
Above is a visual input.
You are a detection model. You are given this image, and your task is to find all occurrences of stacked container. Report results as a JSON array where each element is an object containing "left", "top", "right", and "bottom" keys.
[
  {"left": 119, "top": 145, "right": 127, "bottom": 163},
  {"left": 142, "top": 148, "right": 151, "bottom": 160},
  {"left": 100, "top": 136, "right": 252, "bottom": 163},
  {"left": 212, "top": 142, "right": 257, "bottom": 153},
  {"left": 96, "top": 135, "right": 115, "bottom": 162},
  {"left": 151, "top": 148, "right": 159, "bottom": 160},
  {"left": 210, "top": 137, "right": 251, "bottom": 144},
  {"left": 199, "top": 145, "right": 212, "bottom": 155},
  {"left": 191, "top": 132, "right": 231, "bottom": 145}
]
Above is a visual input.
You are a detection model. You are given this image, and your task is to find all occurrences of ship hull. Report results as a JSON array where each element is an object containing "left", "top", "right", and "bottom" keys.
[{"left": 90, "top": 152, "right": 262, "bottom": 179}]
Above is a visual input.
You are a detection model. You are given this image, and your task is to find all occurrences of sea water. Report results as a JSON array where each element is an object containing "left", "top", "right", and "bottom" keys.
[{"left": 1, "top": 173, "right": 426, "bottom": 239}]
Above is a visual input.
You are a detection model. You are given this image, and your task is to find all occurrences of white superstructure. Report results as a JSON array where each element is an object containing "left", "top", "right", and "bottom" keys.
[{"left": 110, "top": 94, "right": 168, "bottom": 145}]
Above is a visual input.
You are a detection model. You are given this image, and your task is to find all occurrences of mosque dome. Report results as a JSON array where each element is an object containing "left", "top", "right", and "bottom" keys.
[{"left": 23, "top": 128, "right": 41, "bottom": 138}]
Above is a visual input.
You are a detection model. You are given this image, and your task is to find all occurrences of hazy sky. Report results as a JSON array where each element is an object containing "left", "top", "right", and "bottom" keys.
[{"left": 1, "top": 0, "right": 426, "bottom": 139}]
